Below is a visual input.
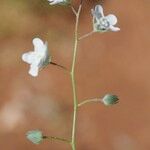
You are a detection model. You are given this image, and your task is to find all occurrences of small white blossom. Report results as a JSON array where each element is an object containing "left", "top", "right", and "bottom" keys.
[
  {"left": 91, "top": 5, "right": 120, "bottom": 32},
  {"left": 22, "top": 38, "right": 50, "bottom": 77},
  {"left": 48, "top": 0, "right": 70, "bottom": 5}
]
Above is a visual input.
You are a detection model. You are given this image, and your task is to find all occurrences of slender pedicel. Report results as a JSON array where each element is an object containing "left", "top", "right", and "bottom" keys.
[{"left": 50, "top": 62, "right": 67, "bottom": 69}]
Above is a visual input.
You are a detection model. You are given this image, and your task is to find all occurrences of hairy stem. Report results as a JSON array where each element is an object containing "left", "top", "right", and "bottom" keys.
[{"left": 70, "top": 4, "right": 82, "bottom": 150}]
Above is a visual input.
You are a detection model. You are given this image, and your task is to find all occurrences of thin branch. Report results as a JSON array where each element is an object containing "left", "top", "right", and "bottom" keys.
[
  {"left": 79, "top": 31, "right": 94, "bottom": 40},
  {"left": 44, "top": 136, "right": 71, "bottom": 143},
  {"left": 50, "top": 62, "right": 67, "bottom": 70},
  {"left": 78, "top": 98, "right": 100, "bottom": 107},
  {"left": 70, "top": 6, "right": 77, "bottom": 16}
]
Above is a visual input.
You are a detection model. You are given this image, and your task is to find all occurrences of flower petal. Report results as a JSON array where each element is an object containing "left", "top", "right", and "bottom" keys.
[
  {"left": 92, "top": 5, "right": 104, "bottom": 19},
  {"left": 48, "top": 0, "right": 64, "bottom": 5},
  {"left": 33, "top": 38, "right": 45, "bottom": 52},
  {"left": 109, "top": 25, "right": 120, "bottom": 32},
  {"left": 96, "top": 5, "right": 104, "bottom": 17},
  {"left": 105, "top": 14, "right": 118, "bottom": 25},
  {"left": 22, "top": 52, "right": 35, "bottom": 64},
  {"left": 29, "top": 65, "right": 39, "bottom": 77},
  {"left": 49, "top": 1, "right": 59, "bottom": 5}
]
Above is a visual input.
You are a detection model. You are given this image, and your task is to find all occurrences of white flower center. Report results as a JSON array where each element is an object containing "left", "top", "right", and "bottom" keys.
[{"left": 98, "top": 17, "right": 110, "bottom": 30}]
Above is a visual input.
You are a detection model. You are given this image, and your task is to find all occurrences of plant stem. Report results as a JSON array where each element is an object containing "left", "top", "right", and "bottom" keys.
[
  {"left": 44, "top": 136, "right": 71, "bottom": 143},
  {"left": 70, "top": 4, "right": 82, "bottom": 150},
  {"left": 71, "top": 6, "right": 77, "bottom": 16},
  {"left": 79, "top": 31, "right": 94, "bottom": 40},
  {"left": 78, "top": 98, "right": 100, "bottom": 107},
  {"left": 50, "top": 62, "right": 67, "bottom": 70}
]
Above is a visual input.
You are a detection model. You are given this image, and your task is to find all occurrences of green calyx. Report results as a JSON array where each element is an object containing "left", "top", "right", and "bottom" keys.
[
  {"left": 102, "top": 94, "right": 119, "bottom": 106},
  {"left": 26, "top": 130, "right": 43, "bottom": 144}
]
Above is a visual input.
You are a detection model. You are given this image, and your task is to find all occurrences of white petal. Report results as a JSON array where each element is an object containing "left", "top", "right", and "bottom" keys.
[
  {"left": 105, "top": 14, "right": 118, "bottom": 25},
  {"left": 48, "top": 0, "right": 63, "bottom": 5},
  {"left": 49, "top": 1, "right": 58, "bottom": 5},
  {"left": 29, "top": 65, "right": 39, "bottom": 77},
  {"left": 94, "top": 5, "right": 104, "bottom": 18},
  {"left": 22, "top": 52, "right": 35, "bottom": 64},
  {"left": 33, "top": 38, "right": 43, "bottom": 46},
  {"left": 109, "top": 25, "right": 120, "bottom": 32},
  {"left": 33, "top": 38, "right": 45, "bottom": 52}
]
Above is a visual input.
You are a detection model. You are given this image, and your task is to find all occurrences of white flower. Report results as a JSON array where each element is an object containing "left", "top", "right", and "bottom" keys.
[
  {"left": 22, "top": 38, "right": 50, "bottom": 77},
  {"left": 48, "top": 0, "right": 70, "bottom": 5},
  {"left": 91, "top": 5, "right": 120, "bottom": 32}
]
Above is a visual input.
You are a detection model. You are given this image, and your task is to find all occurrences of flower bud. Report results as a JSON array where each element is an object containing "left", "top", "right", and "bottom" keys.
[
  {"left": 101, "top": 94, "right": 119, "bottom": 106},
  {"left": 26, "top": 130, "right": 43, "bottom": 144}
]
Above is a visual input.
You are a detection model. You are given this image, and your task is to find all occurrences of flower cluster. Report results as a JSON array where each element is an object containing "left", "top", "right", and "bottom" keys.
[{"left": 22, "top": 4, "right": 120, "bottom": 77}]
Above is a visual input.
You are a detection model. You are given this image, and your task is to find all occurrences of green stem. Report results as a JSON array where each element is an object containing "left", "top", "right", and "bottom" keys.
[{"left": 70, "top": 4, "right": 82, "bottom": 150}]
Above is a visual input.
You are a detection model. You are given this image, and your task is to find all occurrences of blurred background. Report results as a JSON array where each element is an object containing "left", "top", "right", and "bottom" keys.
[{"left": 0, "top": 0, "right": 150, "bottom": 149}]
